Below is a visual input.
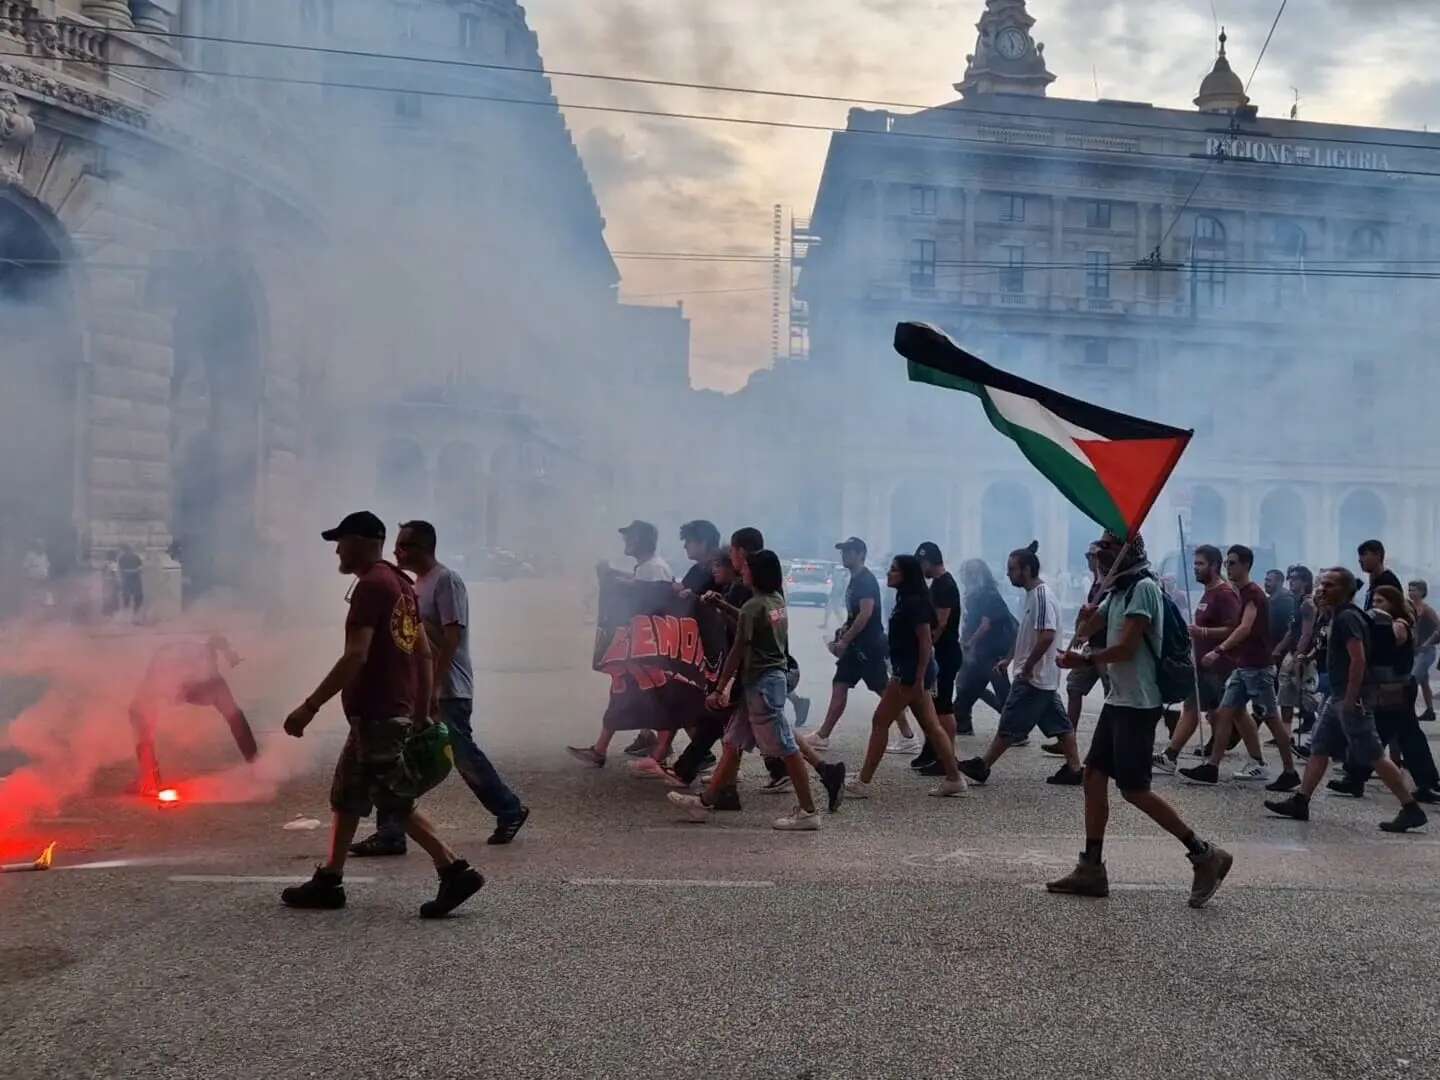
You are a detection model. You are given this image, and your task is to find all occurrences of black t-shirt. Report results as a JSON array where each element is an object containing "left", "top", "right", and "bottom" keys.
[
  {"left": 1327, "top": 604, "right": 1370, "bottom": 696},
  {"left": 682, "top": 561, "right": 716, "bottom": 597},
  {"left": 1367, "top": 609, "right": 1413, "bottom": 683},
  {"left": 1312, "top": 610, "right": 1331, "bottom": 674},
  {"left": 963, "top": 587, "right": 1014, "bottom": 658},
  {"left": 844, "top": 567, "right": 887, "bottom": 656},
  {"left": 930, "top": 572, "right": 962, "bottom": 652},
  {"left": 1268, "top": 589, "right": 1296, "bottom": 653},
  {"left": 1364, "top": 569, "right": 1403, "bottom": 610},
  {"left": 888, "top": 592, "right": 937, "bottom": 670}
]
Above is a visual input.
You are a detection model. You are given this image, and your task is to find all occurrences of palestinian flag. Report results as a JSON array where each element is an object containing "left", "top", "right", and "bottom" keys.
[{"left": 896, "top": 322, "right": 1191, "bottom": 539}]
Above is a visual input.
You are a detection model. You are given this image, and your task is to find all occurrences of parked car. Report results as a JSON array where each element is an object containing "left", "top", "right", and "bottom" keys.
[{"left": 786, "top": 560, "right": 834, "bottom": 606}]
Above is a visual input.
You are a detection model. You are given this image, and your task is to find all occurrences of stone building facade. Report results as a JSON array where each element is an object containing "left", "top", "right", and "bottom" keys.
[
  {"left": 777, "top": 0, "right": 1440, "bottom": 575},
  {"left": 0, "top": 1, "right": 690, "bottom": 614}
]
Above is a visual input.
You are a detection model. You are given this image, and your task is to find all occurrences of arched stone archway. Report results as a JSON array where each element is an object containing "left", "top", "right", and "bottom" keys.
[
  {"left": 0, "top": 192, "right": 82, "bottom": 614},
  {"left": 377, "top": 438, "right": 428, "bottom": 519},
  {"left": 981, "top": 481, "right": 1034, "bottom": 570},
  {"left": 1259, "top": 487, "right": 1306, "bottom": 569},
  {"left": 435, "top": 441, "right": 483, "bottom": 549},
  {"left": 1338, "top": 489, "right": 1387, "bottom": 565},
  {"left": 169, "top": 259, "right": 265, "bottom": 601},
  {"left": 1190, "top": 485, "right": 1227, "bottom": 548}
]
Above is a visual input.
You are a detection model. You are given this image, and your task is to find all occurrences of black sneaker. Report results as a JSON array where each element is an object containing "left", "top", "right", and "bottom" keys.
[
  {"left": 1046, "top": 764, "right": 1084, "bottom": 786},
  {"left": 698, "top": 752, "right": 718, "bottom": 771},
  {"left": 957, "top": 757, "right": 990, "bottom": 785},
  {"left": 760, "top": 774, "right": 793, "bottom": 794},
  {"left": 713, "top": 786, "right": 743, "bottom": 811},
  {"left": 1414, "top": 787, "right": 1440, "bottom": 805},
  {"left": 910, "top": 748, "right": 936, "bottom": 771},
  {"left": 1265, "top": 793, "right": 1309, "bottom": 821},
  {"left": 349, "top": 833, "right": 407, "bottom": 857},
  {"left": 1293, "top": 742, "right": 1312, "bottom": 760},
  {"left": 1420, "top": 709, "right": 1436, "bottom": 724},
  {"left": 955, "top": 721, "right": 975, "bottom": 737},
  {"left": 917, "top": 760, "right": 948, "bottom": 777},
  {"left": 1187, "top": 843, "right": 1233, "bottom": 909},
  {"left": 488, "top": 806, "right": 530, "bottom": 845},
  {"left": 419, "top": 859, "right": 485, "bottom": 919},
  {"left": 1040, "top": 740, "right": 1066, "bottom": 757},
  {"left": 623, "top": 731, "right": 658, "bottom": 757},
  {"left": 1265, "top": 770, "right": 1301, "bottom": 793},
  {"left": 820, "top": 761, "right": 845, "bottom": 813},
  {"left": 1178, "top": 762, "right": 1219, "bottom": 785},
  {"left": 1327, "top": 778, "right": 1366, "bottom": 798},
  {"left": 1379, "top": 803, "right": 1428, "bottom": 834},
  {"left": 281, "top": 867, "right": 346, "bottom": 910}
]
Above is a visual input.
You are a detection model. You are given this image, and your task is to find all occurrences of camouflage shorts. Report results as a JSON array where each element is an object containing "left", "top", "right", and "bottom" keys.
[{"left": 330, "top": 716, "right": 418, "bottom": 817}]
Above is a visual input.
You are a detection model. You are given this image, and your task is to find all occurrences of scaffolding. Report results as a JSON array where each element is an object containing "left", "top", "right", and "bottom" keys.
[{"left": 788, "top": 214, "right": 819, "bottom": 360}]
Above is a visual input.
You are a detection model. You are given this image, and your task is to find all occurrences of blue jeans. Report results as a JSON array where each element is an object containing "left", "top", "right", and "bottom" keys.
[{"left": 376, "top": 698, "right": 523, "bottom": 841}]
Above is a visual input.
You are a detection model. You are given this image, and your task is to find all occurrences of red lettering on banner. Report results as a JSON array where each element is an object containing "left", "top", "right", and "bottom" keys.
[
  {"left": 599, "top": 626, "right": 631, "bottom": 667},
  {"left": 630, "top": 616, "right": 659, "bottom": 658},
  {"left": 679, "top": 618, "right": 699, "bottom": 665},
  {"left": 609, "top": 672, "right": 629, "bottom": 694},
  {"left": 628, "top": 662, "right": 667, "bottom": 689},
  {"left": 656, "top": 615, "right": 681, "bottom": 659}
]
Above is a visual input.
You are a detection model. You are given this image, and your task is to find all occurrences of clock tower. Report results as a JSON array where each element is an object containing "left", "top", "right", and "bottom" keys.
[{"left": 954, "top": 0, "right": 1056, "bottom": 98}]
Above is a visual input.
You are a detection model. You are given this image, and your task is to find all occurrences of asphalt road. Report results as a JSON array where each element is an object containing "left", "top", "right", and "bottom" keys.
[{"left": 3, "top": 603, "right": 1438, "bottom": 1080}]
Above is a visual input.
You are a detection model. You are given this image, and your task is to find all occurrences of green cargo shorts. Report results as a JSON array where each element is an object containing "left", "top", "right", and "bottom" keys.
[{"left": 330, "top": 716, "right": 418, "bottom": 817}]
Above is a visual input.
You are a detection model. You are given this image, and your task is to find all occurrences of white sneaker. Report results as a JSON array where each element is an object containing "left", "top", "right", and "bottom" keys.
[
  {"left": 630, "top": 757, "right": 669, "bottom": 780},
  {"left": 1152, "top": 753, "right": 1177, "bottom": 776},
  {"left": 1232, "top": 760, "right": 1271, "bottom": 783},
  {"left": 667, "top": 791, "right": 712, "bottom": 822},
  {"left": 773, "top": 806, "right": 821, "bottom": 831},
  {"left": 844, "top": 778, "right": 873, "bottom": 799},
  {"left": 928, "top": 777, "right": 970, "bottom": 798},
  {"left": 886, "top": 736, "right": 922, "bottom": 754},
  {"left": 802, "top": 731, "right": 830, "bottom": 752}
]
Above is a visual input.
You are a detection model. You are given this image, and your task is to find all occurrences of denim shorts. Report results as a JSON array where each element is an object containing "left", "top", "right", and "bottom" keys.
[
  {"left": 723, "top": 669, "right": 797, "bottom": 757},
  {"left": 998, "top": 681, "right": 1071, "bottom": 741},
  {"left": 1220, "top": 667, "right": 1279, "bottom": 714},
  {"left": 1310, "top": 696, "right": 1383, "bottom": 769},
  {"left": 1413, "top": 647, "right": 1437, "bottom": 683}
]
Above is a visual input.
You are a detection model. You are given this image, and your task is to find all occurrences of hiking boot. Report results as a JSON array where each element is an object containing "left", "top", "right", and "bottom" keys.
[
  {"left": 1265, "top": 793, "right": 1309, "bottom": 821},
  {"left": 419, "top": 859, "right": 485, "bottom": 919},
  {"left": 1264, "top": 770, "right": 1301, "bottom": 794},
  {"left": 1046, "top": 764, "right": 1084, "bottom": 786},
  {"left": 820, "top": 761, "right": 846, "bottom": 813},
  {"left": 349, "top": 833, "right": 407, "bottom": 857},
  {"left": 1187, "top": 843, "right": 1233, "bottom": 909},
  {"left": 1046, "top": 857, "right": 1109, "bottom": 898},
  {"left": 957, "top": 757, "right": 990, "bottom": 785},
  {"left": 623, "top": 730, "right": 658, "bottom": 757},
  {"left": 1178, "top": 762, "right": 1219, "bottom": 786},
  {"left": 487, "top": 806, "right": 530, "bottom": 846},
  {"left": 281, "top": 867, "right": 346, "bottom": 910},
  {"left": 1379, "top": 803, "right": 1428, "bottom": 834}
]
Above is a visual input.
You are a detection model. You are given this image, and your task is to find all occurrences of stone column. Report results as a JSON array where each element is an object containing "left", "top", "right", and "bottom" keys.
[
  {"left": 131, "top": 1, "right": 179, "bottom": 34},
  {"left": 82, "top": 2, "right": 134, "bottom": 27}
]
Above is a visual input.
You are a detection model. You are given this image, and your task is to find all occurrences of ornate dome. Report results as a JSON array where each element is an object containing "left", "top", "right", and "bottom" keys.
[{"left": 1195, "top": 30, "right": 1250, "bottom": 114}]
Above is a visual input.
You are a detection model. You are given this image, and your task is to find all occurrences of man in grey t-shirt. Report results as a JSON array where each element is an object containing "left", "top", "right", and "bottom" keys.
[{"left": 350, "top": 521, "right": 529, "bottom": 856}]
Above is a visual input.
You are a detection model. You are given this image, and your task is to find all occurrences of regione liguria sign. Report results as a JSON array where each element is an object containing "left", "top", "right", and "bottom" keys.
[{"left": 1205, "top": 136, "right": 1393, "bottom": 172}]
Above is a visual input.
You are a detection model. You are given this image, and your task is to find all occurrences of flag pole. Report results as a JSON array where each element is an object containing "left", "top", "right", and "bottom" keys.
[{"left": 1177, "top": 514, "right": 1206, "bottom": 754}]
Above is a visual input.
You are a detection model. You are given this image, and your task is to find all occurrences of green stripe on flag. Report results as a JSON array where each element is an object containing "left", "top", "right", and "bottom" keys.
[{"left": 909, "top": 361, "right": 1130, "bottom": 536}]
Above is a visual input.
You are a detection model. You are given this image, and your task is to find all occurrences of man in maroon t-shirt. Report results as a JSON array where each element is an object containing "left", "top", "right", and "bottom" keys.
[
  {"left": 1180, "top": 544, "right": 1299, "bottom": 790},
  {"left": 279, "top": 511, "right": 484, "bottom": 918},
  {"left": 1154, "top": 545, "right": 1239, "bottom": 773}
]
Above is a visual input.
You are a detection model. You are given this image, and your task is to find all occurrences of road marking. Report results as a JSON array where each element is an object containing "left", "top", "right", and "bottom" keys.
[
  {"left": 168, "top": 874, "right": 377, "bottom": 884},
  {"left": 568, "top": 877, "right": 775, "bottom": 888}
]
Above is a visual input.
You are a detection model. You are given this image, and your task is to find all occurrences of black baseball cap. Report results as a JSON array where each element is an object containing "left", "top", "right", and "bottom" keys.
[
  {"left": 915, "top": 541, "right": 944, "bottom": 565},
  {"left": 835, "top": 536, "right": 868, "bottom": 556},
  {"left": 321, "top": 510, "right": 386, "bottom": 542}
]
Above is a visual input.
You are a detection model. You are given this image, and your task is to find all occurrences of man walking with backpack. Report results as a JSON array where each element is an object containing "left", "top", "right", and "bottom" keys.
[{"left": 1047, "top": 532, "right": 1232, "bottom": 909}]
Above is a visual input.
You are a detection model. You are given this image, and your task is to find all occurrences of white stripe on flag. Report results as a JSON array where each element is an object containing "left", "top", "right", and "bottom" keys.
[{"left": 988, "top": 387, "right": 1104, "bottom": 465}]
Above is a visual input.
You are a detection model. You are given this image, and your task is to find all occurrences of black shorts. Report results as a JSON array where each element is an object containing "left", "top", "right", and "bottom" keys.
[
  {"left": 834, "top": 649, "right": 889, "bottom": 694},
  {"left": 1084, "top": 704, "right": 1163, "bottom": 793},
  {"left": 1186, "top": 671, "right": 1226, "bottom": 714},
  {"left": 934, "top": 644, "right": 963, "bottom": 714}
]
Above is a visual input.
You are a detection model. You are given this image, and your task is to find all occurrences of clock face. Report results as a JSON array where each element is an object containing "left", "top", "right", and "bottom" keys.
[{"left": 996, "top": 27, "right": 1028, "bottom": 60}]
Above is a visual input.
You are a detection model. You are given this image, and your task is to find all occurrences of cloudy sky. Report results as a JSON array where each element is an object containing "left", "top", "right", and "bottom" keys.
[{"left": 524, "top": 0, "right": 1440, "bottom": 391}]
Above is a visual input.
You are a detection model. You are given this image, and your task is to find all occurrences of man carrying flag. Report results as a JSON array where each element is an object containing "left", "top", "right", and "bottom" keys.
[{"left": 896, "top": 322, "right": 1232, "bottom": 908}]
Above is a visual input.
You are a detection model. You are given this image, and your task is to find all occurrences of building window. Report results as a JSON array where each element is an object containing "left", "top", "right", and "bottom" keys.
[
  {"left": 1192, "top": 215, "right": 1226, "bottom": 310},
  {"left": 1271, "top": 222, "right": 1306, "bottom": 308},
  {"left": 1082, "top": 340, "right": 1109, "bottom": 367},
  {"left": 911, "top": 185, "right": 937, "bottom": 216},
  {"left": 1000, "top": 245, "right": 1025, "bottom": 293},
  {"left": 395, "top": 94, "right": 423, "bottom": 120},
  {"left": 1086, "top": 201, "right": 1112, "bottom": 229},
  {"left": 460, "top": 14, "right": 484, "bottom": 51},
  {"left": 1085, "top": 251, "right": 1111, "bottom": 299},
  {"left": 1348, "top": 227, "right": 1384, "bottom": 258},
  {"left": 1000, "top": 194, "right": 1026, "bottom": 223},
  {"left": 910, "top": 239, "right": 936, "bottom": 288}
]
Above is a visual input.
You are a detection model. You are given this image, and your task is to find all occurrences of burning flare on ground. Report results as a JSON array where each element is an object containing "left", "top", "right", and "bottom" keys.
[
  {"left": 0, "top": 841, "right": 56, "bottom": 873},
  {"left": 157, "top": 788, "right": 180, "bottom": 807}
]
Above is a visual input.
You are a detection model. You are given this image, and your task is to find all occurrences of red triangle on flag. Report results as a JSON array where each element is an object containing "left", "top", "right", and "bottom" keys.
[{"left": 1074, "top": 436, "right": 1190, "bottom": 535}]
